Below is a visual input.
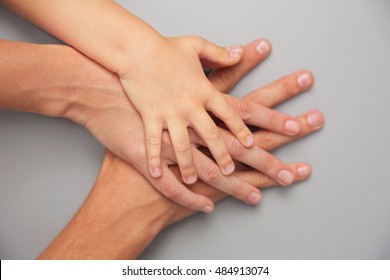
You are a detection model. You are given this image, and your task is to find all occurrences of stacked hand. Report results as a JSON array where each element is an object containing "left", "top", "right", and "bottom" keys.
[
  {"left": 37, "top": 38, "right": 324, "bottom": 259},
  {"left": 69, "top": 38, "right": 323, "bottom": 212}
]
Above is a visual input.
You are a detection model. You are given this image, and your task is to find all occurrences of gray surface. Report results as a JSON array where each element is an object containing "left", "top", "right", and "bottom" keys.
[{"left": 0, "top": 0, "right": 389, "bottom": 259}]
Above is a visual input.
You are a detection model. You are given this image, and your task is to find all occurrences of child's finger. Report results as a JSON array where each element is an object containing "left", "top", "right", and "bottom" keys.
[
  {"left": 224, "top": 95, "right": 302, "bottom": 136},
  {"left": 190, "top": 111, "right": 235, "bottom": 176},
  {"left": 167, "top": 120, "right": 197, "bottom": 184},
  {"left": 185, "top": 36, "right": 243, "bottom": 68},
  {"left": 206, "top": 91, "right": 254, "bottom": 147},
  {"left": 192, "top": 147, "right": 262, "bottom": 205},
  {"left": 144, "top": 119, "right": 163, "bottom": 178}
]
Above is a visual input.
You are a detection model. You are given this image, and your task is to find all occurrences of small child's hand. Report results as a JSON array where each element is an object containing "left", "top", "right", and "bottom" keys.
[{"left": 120, "top": 36, "right": 254, "bottom": 184}]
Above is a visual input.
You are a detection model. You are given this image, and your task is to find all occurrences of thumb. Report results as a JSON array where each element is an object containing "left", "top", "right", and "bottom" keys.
[{"left": 187, "top": 36, "right": 244, "bottom": 68}]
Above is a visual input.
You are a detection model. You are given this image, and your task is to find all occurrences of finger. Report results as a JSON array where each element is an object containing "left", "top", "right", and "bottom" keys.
[
  {"left": 149, "top": 164, "right": 214, "bottom": 213},
  {"left": 209, "top": 39, "right": 272, "bottom": 93},
  {"left": 218, "top": 129, "right": 295, "bottom": 186},
  {"left": 235, "top": 162, "right": 312, "bottom": 188},
  {"left": 206, "top": 91, "right": 254, "bottom": 147},
  {"left": 192, "top": 147, "right": 262, "bottom": 205},
  {"left": 144, "top": 119, "right": 163, "bottom": 178},
  {"left": 190, "top": 110, "right": 235, "bottom": 175},
  {"left": 167, "top": 120, "right": 197, "bottom": 184},
  {"left": 254, "top": 110, "right": 325, "bottom": 151},
  {"left": 224, "top": 95, "right": 302, "bottom": 136},
  {"left": 244, "top": 70, "right": 315, "bottom": 108},
  {"left": 186, "top": 36, "right": 244, "bottom": 68}
]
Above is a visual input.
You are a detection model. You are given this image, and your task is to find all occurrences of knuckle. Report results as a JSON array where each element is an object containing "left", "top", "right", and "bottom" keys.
[
  {"left": 231, "top": 182, "right": 246, "bottom": 199},
  {"left": 205, "top": 126, "right": 221, "bottom": 142},
  {"left": 279, "top": 81, "right": 295, "bottom": 99},
  {"left": 202, "top": 165, "right": 220, "bottom": 183},
  {"left": 229, "top": 137, "right": 246, "bottom": 157},
  {"left": 260, "top": 156, "right": 275, "bottom": 173},
  {"left": 190, "top": 35, "right": 204, "bottom": 46},
  {"left": 133, "top": 145, "right": 147, "bottom": 162},
  {"left": 147, "top": 135, "right": 161, "bottom": 147},
  {"left": 265, "top": 111, "right": 278, "bottom": 129},
  {"left": 257, "top": 174, "right": 269, "bottom": 187},
  {"left": 236, "top": 101, "right": 252, "bottom": 120},
  {"left": 258, "top": 133, "right": 275, "bottom": 151},
  {"left": 160, "top": 184, "right": 183, "bottom": 202},
  {"left": 213, "top": 69, "right": 236, "bottom": 88},
  {"left": 175, "top": 139, "right": 191, "bottom": 154}
]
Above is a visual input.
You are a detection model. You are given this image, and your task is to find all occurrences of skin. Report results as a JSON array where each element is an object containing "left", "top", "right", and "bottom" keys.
[
  {"left": 0, "top": 38, "right": 324, "bottom": 259},
  {"left": 2, "top": 0, "right": 303, "bottom": 211},
  {"left": 35, "top": 43, "right": 323, "bottom": 260}
]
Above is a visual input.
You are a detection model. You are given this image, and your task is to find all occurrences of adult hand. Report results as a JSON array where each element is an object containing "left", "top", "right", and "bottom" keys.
[
  {"left": 39, "top": 55, "right": 324, "bottom": 259},
  {"left": 68, "top": 39, "right": 305, "bottom": 212}
]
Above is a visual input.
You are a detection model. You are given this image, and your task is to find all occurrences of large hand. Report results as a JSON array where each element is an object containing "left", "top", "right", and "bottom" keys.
[
  {"left": 75, "top": 39, "right": 306, "bottom": 212},
  {"left": 38, "top": 62, "right": 323, "bottom": 259}
]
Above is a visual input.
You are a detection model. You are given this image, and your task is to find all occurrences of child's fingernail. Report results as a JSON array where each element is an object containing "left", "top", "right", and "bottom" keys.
[
  {"left": 297, "top": 72, "right": 312, "bottom": 88},
  {"left": 203, "top": 205, "right": 214, "bottom": 213},
  {"left": 186, "top": 175, "right": 197, "bottom": 184},
  {"left": 285, "top": 120, "right": 301, "bottom": 134},
  {"left": 298, "top": 165, "right": 311, "bottom": 177},
  {"left": 152, "top": 167, "right": 162, "bottom": 177},
  {"left": 247, "top": 192, "right": 262, "bottom": 204},
  {"left": 246, "top": 135, "right": 254, "bottom": 146},
  {"left": 278, "top": 169, "right": 294, "bottom": 185},
  {"left": 256, "top": 40, "right": 270, "bottom": 55},
  {"left": 225, "top": 163, "right": 235, "bottom": 175},
  {"left": 307, "top": 112, "right": 323, "bottom": 129},
  {"left": 226, "top": 45, "right": 243, "bottom": 58}
]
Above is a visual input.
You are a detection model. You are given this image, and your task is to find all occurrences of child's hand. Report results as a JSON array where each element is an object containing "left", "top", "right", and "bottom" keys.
[{"left": 120, "top": 36, "right": 254, "bottom": 184}]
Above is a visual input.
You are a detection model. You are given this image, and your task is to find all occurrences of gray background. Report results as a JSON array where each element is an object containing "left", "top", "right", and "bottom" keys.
[{"left": 0, "top": 0, "right": 389, "bottom": 259}]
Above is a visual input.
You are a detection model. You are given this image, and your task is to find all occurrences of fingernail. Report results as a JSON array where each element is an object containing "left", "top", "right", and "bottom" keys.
[
  {"left": 226, "top": 45, "right": 243, "bottom": 58},
  {"left": 297, "top": 72, "right": 312, "bottom": 88},
  {"left": 186, "top": 175, "right": 197, "bottom": 184},
  {"left": 298, "top": 165, "right": 311, "bottom": 177},
  {"left": 278, "top": 169, "right": 294, "bottom": 185},
  {"left": 247, "top": 192, "right": 262, "bottom": 204},
  {"left": 256, "top": 40, "right": 270, "bottom": 55},
  {"left": 203, "top": 205, "right": 214, "bottom": 213},
  {"left": 307, "top": 112, "right": 323, "bottom": 129},
  {"left": 152, "top": 167, "right": 162, "bottom": 177},
  {"left": 246, "top": 134, "right": 254, "bottom": 146},
  {"left": 225, "top": 163, "right": 235, "bottom": 175},
  {"left": 285, "top": 120, "right": 301, "bottom": 134}
]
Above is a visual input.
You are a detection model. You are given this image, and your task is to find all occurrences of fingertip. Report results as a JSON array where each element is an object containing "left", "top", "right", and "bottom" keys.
[
  {"left": 297, "top": 70, "right": 315, "bottom": 89},
  {"left": 285, "top": 119, "right": 302, "bottom": 135},
  {"left": 247, "top": 190, "right": 262, "bottom": 205},
  {"left": 185, "top": 175, "right": 198, "bottom": 185},
  {"left": 297, "top": 164, "right": 312, "bottom": 178},
  {"left": 150, "top": 167, "right": 162, "bottom": 178},
  {"left": 245, "top": 134, "right": 255, "bottom": 147},
  {"left": 223, "top": 162, "right": 235, "bottom": 175},
  {"left": 226, "top": 45, "right": 244, "bottom": 59},
  {"left": 306, "top": 110, "right": 325, "bottom": 130},
  {"left": 277, "top": 168, "right": 295, "bottom": 186},
  {"left": 202, "top": 203, "right": 215, "bottom": 213},
  {"left": 255, "top": 39, "right": 272, "bottom": 56}
]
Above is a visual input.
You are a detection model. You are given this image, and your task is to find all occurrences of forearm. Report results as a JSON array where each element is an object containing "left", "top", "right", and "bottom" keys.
[
  {"left": 2, "top": 0, "right": 164, "bottom": 75},
  {"left": 0, "top": 40, "right": 126, "bottom": 124},
  {"left": 38, "top": 152, "right": 176, "bottom": 260}
]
